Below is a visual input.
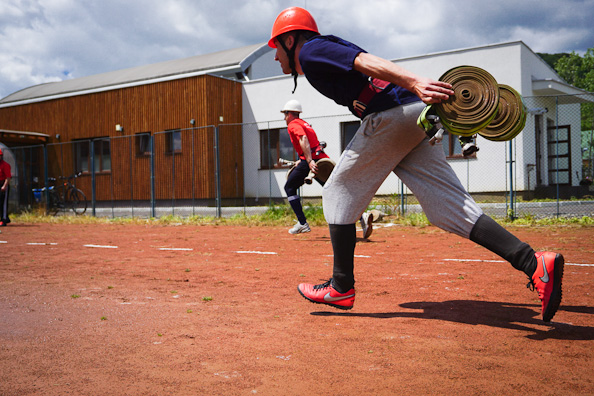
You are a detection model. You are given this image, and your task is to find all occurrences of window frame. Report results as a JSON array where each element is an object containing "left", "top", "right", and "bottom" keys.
[
  {"left": 73, "top": 137, "right": 111, "bottom": 174},
  {"left": 135, "top": 132, "right": 152, "bottom": 157},
  {"left": 93, "top": 137, "right": 112, "bottom": 173},
  {"left": 341, "top": 121, "right": 361, "bottom": 152},
  {"left": 442, "top": 132, "right": 478, "bottom": 159},
  {"left": 547, "top": 124, "right": 571, "bottom": 185},
  {"left": 165, "top": 129, "right": 182, "bottom": 155},
  {"left": 259, "top": 127, "right": 296, "bottom": 169}
]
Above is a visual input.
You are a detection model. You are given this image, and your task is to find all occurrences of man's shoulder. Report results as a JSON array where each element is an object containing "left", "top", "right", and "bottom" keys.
[
  {"left": 289, "top": 118, "right": 307, "bottom": 128},
  {"left": 303, "top": 35, "right": 366, "bottom": 53},
  {"left": 291, "top": 118, "right": 312, "bottom": 128}
]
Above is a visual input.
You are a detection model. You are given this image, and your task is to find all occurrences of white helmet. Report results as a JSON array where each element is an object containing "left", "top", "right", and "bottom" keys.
[{"left": 281, "top": 99, "right": 302, "bottom": 113}]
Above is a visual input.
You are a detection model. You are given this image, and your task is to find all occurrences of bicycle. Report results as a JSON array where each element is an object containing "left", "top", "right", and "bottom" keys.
[{"left": 34, "top": 172, "right": 88, "bottom": 215}]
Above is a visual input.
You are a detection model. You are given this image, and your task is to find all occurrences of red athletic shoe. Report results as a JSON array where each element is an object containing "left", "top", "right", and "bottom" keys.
[
  {"left": 298, "top": 279, "right": 355, "bottom": 310},
  {"left": 528, "top": 252, "right": 564, "bottom": 322}
]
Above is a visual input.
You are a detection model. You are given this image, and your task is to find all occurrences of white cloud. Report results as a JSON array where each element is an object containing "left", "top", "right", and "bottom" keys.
[{"left": 1, "top": 0, "right": 593, "bottom": 99}]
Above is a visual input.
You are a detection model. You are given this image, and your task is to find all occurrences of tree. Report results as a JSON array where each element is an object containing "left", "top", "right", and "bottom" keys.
[
  {"left": 537, "top": 52, "right": 569, "bottom": 69},
  {"left": 554, "top": 48, "right": 594, "bottom": 92},
  {"left": 553, "top": 48, "right": 594, "bottom": 179}
]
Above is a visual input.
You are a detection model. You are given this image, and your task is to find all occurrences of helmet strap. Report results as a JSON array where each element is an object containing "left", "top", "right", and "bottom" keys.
[{"left": 278, "top": 32, "right": 301, "bottom": 94}]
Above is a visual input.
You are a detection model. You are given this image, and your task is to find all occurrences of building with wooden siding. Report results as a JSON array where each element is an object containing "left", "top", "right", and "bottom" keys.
[{"left": 0, "top": 43, "right": 275, "bottom": 205}]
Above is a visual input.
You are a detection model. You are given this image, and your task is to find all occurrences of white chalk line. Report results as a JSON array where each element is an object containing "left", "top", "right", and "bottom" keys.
[
  {"left": 236, "top": 251, "right": 277, "bottom": 255},
  {"left": 13, "top": 240, "right": 593, "bottom": 267},
  {"left": 443, "top": 258, "right": 594, "bottom": 267},
  {"left": 84, "top": 244, "right": 119, "bottom": 249},
  {"left": 19, "top": 241, "right": 193, "bottom": 251}
]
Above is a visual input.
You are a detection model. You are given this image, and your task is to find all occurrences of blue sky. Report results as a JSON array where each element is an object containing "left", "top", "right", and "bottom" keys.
[{"left": 1, "top": 0, "right": 593, "bottom": 99}]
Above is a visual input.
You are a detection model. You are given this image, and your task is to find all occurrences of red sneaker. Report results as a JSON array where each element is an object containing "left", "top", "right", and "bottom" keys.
[
  {"left": 528, "top": 252, "right": 564, "bottom": 322},
  {"left": 298, "top": 279, "right": 355, "bottom": 310}
]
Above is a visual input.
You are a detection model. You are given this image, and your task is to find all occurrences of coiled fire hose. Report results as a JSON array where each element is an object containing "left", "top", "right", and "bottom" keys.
[
  {"left": 478, "top": 84, "right": 527, "bottom": 141},
  {"left": 417, "top": 66, "right": 527, "bottom": 142}
]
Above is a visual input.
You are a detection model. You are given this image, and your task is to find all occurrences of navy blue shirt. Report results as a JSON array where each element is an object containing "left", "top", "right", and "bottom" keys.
[{"left": 299, "top": 35, "right": 420, "bottom": 118}]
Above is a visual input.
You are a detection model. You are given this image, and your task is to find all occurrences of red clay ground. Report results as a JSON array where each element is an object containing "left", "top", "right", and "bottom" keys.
[{"left": 1, "top": 221, "right": 593, "bottom": 395}]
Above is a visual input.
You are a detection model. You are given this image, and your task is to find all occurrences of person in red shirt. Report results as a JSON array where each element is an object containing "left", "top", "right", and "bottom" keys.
[
  {"left": 0, "top": 148, "right": 12, "bottom": 227},
  {"left": 281, "top": 99, "right": 329, "bottom": 234},
  {"left": 281, "top": 100, "right": 374, "bottom": 237}
]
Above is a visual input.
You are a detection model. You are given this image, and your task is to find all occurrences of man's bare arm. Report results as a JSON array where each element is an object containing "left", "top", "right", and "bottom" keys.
[{"left": 353, "top": 52, "right": 453, "bottom": 104}]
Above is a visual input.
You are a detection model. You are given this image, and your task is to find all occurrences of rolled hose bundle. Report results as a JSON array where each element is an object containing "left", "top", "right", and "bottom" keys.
[
  {"left": 434, "top": 66, "right": 500, "bottom": 137},
  {"left": 430, "top": 66, "right": 527, "bottom": 141},
  {"left": 477, "top": 84, "right": 527, "bottom": 141}
]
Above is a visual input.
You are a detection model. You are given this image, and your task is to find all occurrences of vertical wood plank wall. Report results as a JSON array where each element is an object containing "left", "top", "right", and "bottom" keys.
[{"left": 0, "top": 75, "right": 243, "bottom": 201}]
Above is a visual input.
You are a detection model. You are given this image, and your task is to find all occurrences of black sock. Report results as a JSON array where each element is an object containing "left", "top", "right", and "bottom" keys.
[
  {"left": 329, "top": 223, "right": 357, "bottom": 292},
  {"left": 288, "top": 197, "right": 307, "bottom": 225},
  {"left": 469, "top": 214, "right": 536, "bottom": 276}
]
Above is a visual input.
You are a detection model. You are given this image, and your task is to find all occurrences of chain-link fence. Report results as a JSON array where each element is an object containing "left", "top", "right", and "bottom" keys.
[{"left": 6, "top": 94, "right": 594, "bottom": 220}]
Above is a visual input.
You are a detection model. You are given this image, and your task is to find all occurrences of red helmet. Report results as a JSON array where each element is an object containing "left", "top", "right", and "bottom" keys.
[{"left": 268, "top": 7, "right": 319, "bottom": 48}]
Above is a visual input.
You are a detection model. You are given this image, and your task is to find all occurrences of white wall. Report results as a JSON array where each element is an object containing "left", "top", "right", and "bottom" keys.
[{"left": 241, "top": 41, "right": 582, "bottom": 200}]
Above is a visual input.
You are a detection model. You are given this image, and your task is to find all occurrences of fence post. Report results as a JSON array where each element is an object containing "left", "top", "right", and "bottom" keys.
[
  {"left": 90, "top": 140, "right": 96, "bottom": 217},
  {"left": 268, "top": 125, "right": 273, "bottom": 208},
  {"left": 555, "top": 96, "right": 560, "bottom": 217},
  {"left": 508, "top": 140, "right": 516, "bottom": 220},
  {"left": 150, "top": 134, "right": 156, "bottom": 218},
  {"left": 129, "top": 136, "right": 134, "bottom": 217},
  {"left": 191, "top": 127, "right": 196, "bottom": 216},
  {"left": 398, "top": 179, "right": 406, "bottom": 217},
  {"left": 43, "top": 145, "right": 49, "bottom": 215},
  {"left": 214, "top": 126, "right": 222, "bottom": 218}
]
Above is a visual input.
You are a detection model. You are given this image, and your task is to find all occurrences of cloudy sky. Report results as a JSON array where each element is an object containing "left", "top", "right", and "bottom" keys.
[{"left": 1, "top": 0, "right": 593, "bottom": 99}]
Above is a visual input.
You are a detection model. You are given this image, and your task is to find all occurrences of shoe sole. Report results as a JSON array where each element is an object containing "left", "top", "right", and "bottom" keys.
[
  {"left": 543, "top": 253, "right": 564, "bottom": 322},
  {"left": 360, "top": 213, "right": 374, "bottom": 239},
  {"left": 363, "top": 214, "right": 374, "bottom": 239},
  {"left": 289, "top": 228, "right": 311, "bottom": 234},
  {"left": 297, "top": 286, "right": 353, "bottom": 310}
]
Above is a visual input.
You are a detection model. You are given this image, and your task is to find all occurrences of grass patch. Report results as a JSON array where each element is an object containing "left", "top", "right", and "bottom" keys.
[
  {"left": 11, "top": 208, "right": 593, "bottom": 228},
  {"left": 502, "top": 215, "right": 594, "bottom": 226}
]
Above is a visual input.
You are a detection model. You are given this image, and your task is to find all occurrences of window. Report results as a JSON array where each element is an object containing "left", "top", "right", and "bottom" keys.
[
  {"left": 442, "top": 132, "right": 477, "bottom": 159},
  {"left": 341, "top": 121, "right": 360, "bottom": 151},
  {"left": 93, "top": 138, "right": 111, "bottom": 172},
  {"left": 259, "top": 127, "right": 295, "bottom": 169},
  {"left": 165, "top": 129, "right": 182, "bottom": 154},
  {"left": 74, "top": 140, "right": 90, "bottom": 173},
  {"left": 73, "top": 138, "right": 111, "bottom": 173},
  {"left": 135, "top": 132, "right": 151, "bottom": 156}
]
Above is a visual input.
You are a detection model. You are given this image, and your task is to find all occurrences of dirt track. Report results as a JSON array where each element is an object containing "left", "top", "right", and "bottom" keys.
[{"left": 1, "top": 222, "right": 593, "bottom": 395}]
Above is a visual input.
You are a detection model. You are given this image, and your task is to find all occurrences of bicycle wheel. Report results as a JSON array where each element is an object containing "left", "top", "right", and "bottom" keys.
[
  {"left": 68, "top": 188, "right": 88, "bottom": 215},
  {"left": 47, "top": 187, "right": 61, "bottom": 216}
]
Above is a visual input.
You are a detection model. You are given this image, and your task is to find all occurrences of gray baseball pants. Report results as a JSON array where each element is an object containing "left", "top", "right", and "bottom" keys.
[{"left": 323, "top": 101, "right": 483, "bottom": 239}]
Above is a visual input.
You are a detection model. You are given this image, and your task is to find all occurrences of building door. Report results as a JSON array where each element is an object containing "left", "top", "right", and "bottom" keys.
[{"left": 547, "top": 124, "right": 571, "bottom": 185}]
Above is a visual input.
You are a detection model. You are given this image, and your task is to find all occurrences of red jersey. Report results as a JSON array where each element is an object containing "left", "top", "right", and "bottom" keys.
[
  {"left": 0, "top": 159, "right": 11, "bottom": 181},
  {"left": 287, "top": 118, "right": 329, "bottom": 161}
]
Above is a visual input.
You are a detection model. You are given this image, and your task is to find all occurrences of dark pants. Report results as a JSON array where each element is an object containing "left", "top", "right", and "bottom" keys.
[
  {"left": 0, "top": 184, "right": 10, "bottom": 223},
  {"left": 284, "top": 160, "right": 324, "bottom": 225}
]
